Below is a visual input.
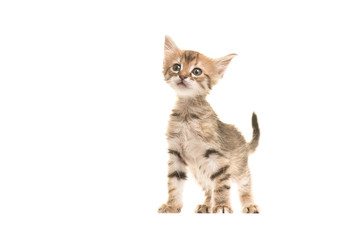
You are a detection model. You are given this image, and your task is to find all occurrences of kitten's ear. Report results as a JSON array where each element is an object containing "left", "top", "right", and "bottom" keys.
[
  {"left": 164, "top": 35, "right": 180, "bottom": 55},
  {"left": 215, "top": 53, "right": 237, "bottom": 78}
]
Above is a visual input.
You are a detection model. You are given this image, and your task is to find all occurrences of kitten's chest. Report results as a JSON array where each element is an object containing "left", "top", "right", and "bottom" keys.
[{"left": 167, "top": 117, "right": 209, "bottom": 162}]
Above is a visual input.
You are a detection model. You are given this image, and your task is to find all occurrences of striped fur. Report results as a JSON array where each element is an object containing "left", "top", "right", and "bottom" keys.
[{"left": 158, "top": 36, "right": 260, "bottom": 214}]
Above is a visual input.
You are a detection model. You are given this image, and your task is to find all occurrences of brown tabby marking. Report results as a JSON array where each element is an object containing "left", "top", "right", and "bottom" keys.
[{"left": 158, "top": 36, "right": 260, "bottom": 214}]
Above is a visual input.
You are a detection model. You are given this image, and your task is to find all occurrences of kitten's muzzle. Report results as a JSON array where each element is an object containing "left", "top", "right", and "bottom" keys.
[
  {"left": 175, "top": 77, "right": 189, "bottom": 87},
  {"left": 177, "top": 81, "right": 187, "bottom": 87}
]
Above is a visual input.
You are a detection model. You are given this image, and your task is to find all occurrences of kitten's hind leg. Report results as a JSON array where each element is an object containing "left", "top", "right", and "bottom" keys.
[
  {"left": 195, "top": 190, "right": 212, "bottom": 213},
  {"left": 236, "top": 173, "right": 260, "bottom": 213}
]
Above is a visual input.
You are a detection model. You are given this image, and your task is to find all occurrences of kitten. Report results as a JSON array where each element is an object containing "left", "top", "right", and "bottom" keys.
[{"left": 158, "top": 36, "right": 260, "bottom": 214}]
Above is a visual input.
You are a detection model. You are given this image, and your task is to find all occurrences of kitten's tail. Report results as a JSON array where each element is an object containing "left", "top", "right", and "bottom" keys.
[{"left": 248, "top": 112, "right": 260, "bottom": 154}]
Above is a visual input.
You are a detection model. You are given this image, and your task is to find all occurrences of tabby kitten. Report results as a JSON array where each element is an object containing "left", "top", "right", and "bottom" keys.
[{"left": 158, "top": 36, "right": 260, "bottom": 213}]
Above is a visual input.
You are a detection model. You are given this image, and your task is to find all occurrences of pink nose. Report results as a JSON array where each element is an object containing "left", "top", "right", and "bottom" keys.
[{"left": 179, "top": 75, "right": 187, "bottom": 81}]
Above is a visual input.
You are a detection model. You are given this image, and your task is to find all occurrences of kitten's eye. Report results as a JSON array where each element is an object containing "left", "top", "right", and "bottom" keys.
[
  {"left": 192, "top": 68, "right": 202, "bottom": 76},
  {"left": 172, "top": 64, "right": 181, "bottom": 72}
]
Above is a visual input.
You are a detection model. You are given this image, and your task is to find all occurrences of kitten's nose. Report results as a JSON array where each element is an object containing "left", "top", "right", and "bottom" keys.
[{"left": 179, "top": 74, "right": 187, "bottom": 81}]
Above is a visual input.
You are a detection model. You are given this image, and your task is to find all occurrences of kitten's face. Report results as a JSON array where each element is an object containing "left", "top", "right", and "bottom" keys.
[{"left": 163, "top": 36, "right": 236, "bottom": 98}]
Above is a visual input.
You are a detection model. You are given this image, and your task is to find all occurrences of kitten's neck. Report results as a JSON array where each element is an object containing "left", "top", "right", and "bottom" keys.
[
  {"left": 177, "top": 95, "right": 207, "bottom": 107},
  {"left": 174, "top": 95, "right": 214, "bottom": 116}
]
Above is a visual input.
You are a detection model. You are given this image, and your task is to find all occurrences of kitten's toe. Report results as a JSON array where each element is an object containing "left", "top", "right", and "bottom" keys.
[
  {"left": 195, "top": 204, "right": 210, "bottom": 213},
  {"left": 212, "top": 205, "right": 233, "bottom": 213},
  {"left": 158, "top": 204, "right": 181, "bottom": 213},
  {"left": 242, "top": 204, "right": 260, "bottom": 214}
]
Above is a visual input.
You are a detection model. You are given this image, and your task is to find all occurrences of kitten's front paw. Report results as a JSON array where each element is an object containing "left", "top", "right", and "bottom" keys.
[
  {"left": 212, "top": 205, "right": 233, "bottom": 213},
  {"left": 158, "top": 204, "right": 181, "bottom": 213},
  {"left": 242, "top": 204, "right": 260, "bottom": 213},
  {"left": 195, "top": 204, "right": 210, "bottom": 213}
]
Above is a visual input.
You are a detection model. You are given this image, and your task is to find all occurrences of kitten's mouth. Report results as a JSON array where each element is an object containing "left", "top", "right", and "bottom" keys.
[{"left": 177, "top": 82, "right": 187, "bottom": 88}]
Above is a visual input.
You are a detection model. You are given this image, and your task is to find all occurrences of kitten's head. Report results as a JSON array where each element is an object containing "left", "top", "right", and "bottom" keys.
[{"left": 163, "top": 36, "right": 236, "bottom": 98}]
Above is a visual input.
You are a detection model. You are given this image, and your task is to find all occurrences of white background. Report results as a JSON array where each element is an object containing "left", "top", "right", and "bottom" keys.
[{"left": 1, "top": 0, "right": 360, "bottom": 239}]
